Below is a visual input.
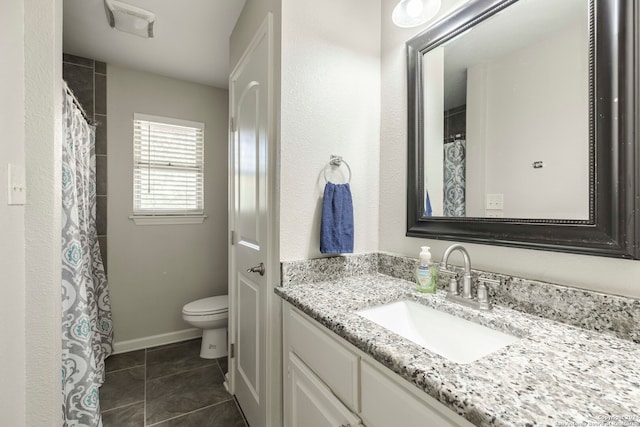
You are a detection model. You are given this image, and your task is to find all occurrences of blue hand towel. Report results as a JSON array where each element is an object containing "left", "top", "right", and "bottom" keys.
[
  {"left": 425, "top": 190, "right": 433, "bottom": 217},
  {"left": 320, "top": 182, "right": 354, "bottom": 254}
]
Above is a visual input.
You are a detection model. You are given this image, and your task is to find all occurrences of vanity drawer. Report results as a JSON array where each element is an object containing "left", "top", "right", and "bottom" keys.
[
  {"left": 287, "top": 352, "right": 362, "bottom": 427},
  {"left": 284, "top": 304, "right": 359, "bottom": 411},
  {"left": 360, "top": 361, "right": 474, "bottom": 427}
]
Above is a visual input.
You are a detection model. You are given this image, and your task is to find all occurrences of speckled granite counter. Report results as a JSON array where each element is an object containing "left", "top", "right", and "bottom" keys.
[{"left": 275, "top": 273, "right": 640, "bottom": 427}]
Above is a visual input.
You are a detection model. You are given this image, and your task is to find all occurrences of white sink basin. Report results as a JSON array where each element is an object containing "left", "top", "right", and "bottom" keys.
[{"left": 357, "top": 300, "right": 520, "bottom": 364}]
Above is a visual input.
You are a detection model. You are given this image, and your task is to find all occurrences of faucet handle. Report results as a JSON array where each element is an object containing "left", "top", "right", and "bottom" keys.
[
  {"left": 447, "top": 276, "right": 459, "bottom": 297},
  {"left": 476, "top": 283, "right": 491, "bottom": 310},
  {"left": 440, "top": 267, "right": 458, "bottom": 297},
  {"left": 477, "top": 276, "right": 498, "bottom": 311}
]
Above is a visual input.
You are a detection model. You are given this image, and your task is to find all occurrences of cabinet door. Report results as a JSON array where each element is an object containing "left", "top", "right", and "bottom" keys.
[{"left": 286, "top": 352, "right": 362, "bottom": 427}]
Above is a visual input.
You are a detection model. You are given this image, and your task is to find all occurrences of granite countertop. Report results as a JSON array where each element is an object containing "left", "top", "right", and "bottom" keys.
[{"left": 275, "top": 273, "right": 640, "bottom": 427}]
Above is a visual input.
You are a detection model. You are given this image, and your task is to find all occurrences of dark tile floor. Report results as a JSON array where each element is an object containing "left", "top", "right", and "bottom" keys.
[{"left": 100, "top": 339, "right": 247, "bottom": 426}]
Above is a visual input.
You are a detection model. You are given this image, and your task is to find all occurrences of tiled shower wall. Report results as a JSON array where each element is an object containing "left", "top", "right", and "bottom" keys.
[
  {"left": 63, "top": 53, "right": 108, "bottom": 271},
  {"left": 444, "top": 104, "right": 466, "bottom": 140}
]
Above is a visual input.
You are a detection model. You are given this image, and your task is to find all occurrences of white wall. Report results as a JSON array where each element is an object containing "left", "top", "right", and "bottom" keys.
[
  {"left": 379, "top": 0, "right": 640, "bottom": 299},
  {"left": 0, "top": 1, "right": 26, "bottom": 424},
  {"left": 279, "top": 0, "right": 381, "bottom": 261},
  {"left": 467, "top": 24, "right": 589, "bottom": 219},
  {"left": 107, "top": 66, "right": 229, "bottom": 347},
  {"left": 465, "top": 63, "right": 487, "bottom": 217},
  {"left": 424, "top": 46, "right": 444, "bottom": 216},
  {"left": 24, "top": 0, "right": 64, "bottom": 423}
]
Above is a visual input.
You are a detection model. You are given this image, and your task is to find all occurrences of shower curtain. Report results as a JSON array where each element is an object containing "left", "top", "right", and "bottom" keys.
[
  {"left": 61, "top": 82, "right": 113, "bottom": 426},
  {"left": 443, "top": 139, "right": 466, "bottom": 217}
]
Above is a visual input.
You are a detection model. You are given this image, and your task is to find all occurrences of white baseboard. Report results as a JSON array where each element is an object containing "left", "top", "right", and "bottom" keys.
[{"left": 112, "top": 328, "right": 202, "bottom": 354}]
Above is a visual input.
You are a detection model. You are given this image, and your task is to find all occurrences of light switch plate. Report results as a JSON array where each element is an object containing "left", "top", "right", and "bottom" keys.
[{"left": 7, "top": 164, "right": 26, "bottom": 205}]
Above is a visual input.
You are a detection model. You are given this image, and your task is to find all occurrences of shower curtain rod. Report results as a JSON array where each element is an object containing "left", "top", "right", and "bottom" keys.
[{"left": 63, "top": 83, "right": 93, "bottom": 126}]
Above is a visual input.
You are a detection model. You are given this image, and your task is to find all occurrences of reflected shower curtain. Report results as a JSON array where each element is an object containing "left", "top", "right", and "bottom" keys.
[
  {"left": 443, "top": 139, "right": 466, "bottom": 216},
  {"left": 61, "top": 82, "right": 113, "bottom": 426}
]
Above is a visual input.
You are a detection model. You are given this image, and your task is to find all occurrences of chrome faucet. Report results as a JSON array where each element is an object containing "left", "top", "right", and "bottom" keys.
[
  {"left": 440, "top": 244, "right": 473, "bottom": 299},
  {"left": 439, "top": 244, "right": 492, "bottom": 311}
]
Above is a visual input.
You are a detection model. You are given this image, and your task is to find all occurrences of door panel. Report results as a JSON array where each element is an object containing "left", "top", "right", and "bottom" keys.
[
  {"left": 238, "top": 274, "right": 260, "bottom": 401},
  {"left": 230, "top": 14, "right": 272, "bottom": 427},
  {"left": 237, "top": 83, "right": 260, "bottom": 246}
]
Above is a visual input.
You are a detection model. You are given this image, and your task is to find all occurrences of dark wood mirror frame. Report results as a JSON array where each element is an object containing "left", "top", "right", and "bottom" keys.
[{"left": 406, "top": 0, "right": 639, "bottom": 259}]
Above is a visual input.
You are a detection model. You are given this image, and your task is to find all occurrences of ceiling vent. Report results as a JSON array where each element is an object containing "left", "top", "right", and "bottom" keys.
[{"left": 104, "top": 0, "right": 155, "bottom": 38}]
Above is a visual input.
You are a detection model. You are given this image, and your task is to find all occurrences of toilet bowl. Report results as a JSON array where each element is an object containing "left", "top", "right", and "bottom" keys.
[{"left": 182, "top": 295, "right": 228, "bottom": 359}]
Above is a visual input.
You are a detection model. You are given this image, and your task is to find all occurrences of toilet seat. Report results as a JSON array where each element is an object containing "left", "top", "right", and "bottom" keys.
[{"left": 182, "top": 295, "right": 228, "bottom": 316}]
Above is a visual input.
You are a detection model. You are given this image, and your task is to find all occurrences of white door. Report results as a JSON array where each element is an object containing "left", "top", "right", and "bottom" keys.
[{"left": 228, "top": 14, "right": 274, "bottom": 427}]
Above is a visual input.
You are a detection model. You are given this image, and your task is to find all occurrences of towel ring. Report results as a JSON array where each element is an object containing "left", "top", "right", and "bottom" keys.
[{"left": 323, "top": 155, "right": 352, "bottom": 184}]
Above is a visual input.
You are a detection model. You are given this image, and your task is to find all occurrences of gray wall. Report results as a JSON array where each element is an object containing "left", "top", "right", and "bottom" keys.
[
  {"left": 62, "top": 53, "right": 109, "bottom": 269},
  {"left": 107, "top": 65, "right": 229, "bottom": 347}
]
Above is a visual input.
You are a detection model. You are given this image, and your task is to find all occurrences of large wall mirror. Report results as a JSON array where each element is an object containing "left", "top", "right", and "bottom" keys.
[{"left": 406, "top": 0, "right": 639, "bottom": 259}]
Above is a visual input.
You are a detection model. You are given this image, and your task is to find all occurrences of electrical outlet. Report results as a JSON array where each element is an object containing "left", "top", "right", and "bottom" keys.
[
  {"left": 485, "top": 210, "right": 504, "bottom": 218},
  {"left": 7, "top": 164, "right": 26, "bottom": 206},
  {"left": 485, "top": 193, "right": 504, "bottom": 210}
]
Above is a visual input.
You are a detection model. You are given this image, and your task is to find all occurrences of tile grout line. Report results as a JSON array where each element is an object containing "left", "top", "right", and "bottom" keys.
[
  {"left": 105, "top": 363, "right": 145, "bottom": 375},
  {"left": 145, "top": 339, "right": 202, "bottom": 354},
  {"left": 216, "top": 357, "right": 225, "bottom": 378},
  {"left": 145, "top": 399, "right": 234, "bottom": 427},
  {"left": 233, "top": 397, "right": 249, "bottom": 427},
  {"left": 146, "top": 361, "right": 218, "bottom": 382},
  {"left": 144, "top": 348, "right": 148, "bottom": 427},
  {"left": 62, "top": 61, "right": 94, "bottom": 69},
  {"left": 101, "top": 400, "right": 144, "bottom": 414}
]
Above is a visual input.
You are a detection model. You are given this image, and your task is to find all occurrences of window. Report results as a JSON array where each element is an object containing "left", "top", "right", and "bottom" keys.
[{"left": 131, "top": 113, "right": 206, "bottom": 225}]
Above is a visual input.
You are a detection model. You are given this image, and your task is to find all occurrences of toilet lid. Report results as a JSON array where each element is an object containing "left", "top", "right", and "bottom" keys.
[{"left": 183, "top": 295, "right": 228, "bottom": 315}]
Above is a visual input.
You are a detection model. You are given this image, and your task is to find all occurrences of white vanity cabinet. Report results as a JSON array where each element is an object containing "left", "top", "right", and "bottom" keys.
[{"left": 282, "top": 301, "right": 474, "bottom": 427}]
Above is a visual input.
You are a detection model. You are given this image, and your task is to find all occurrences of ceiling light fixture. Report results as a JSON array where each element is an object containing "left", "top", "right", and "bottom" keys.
[
  {"left": 392, "top": 0, "right": 442, "bottom": 28},
  {"left": 104, "top": 0, "right": 155, "bottom": 38}
]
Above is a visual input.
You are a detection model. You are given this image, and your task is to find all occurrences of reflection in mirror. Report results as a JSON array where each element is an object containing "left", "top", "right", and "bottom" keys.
[{"left": 422, "top": 0, "right": 589, "bottom": 219}]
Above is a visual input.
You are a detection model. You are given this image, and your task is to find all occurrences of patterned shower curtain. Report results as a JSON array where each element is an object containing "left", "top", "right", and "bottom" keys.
[
  {"left": 61, "top": 82, "right": 113, "bottom": 426},
  {"left": 443, "top": 139, "right": 466, "bottom": 217}
]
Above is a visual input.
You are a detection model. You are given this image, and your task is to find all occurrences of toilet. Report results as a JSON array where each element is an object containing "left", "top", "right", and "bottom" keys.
[{"left": 182, "top": 295, "right": 229, "bottom": 359}]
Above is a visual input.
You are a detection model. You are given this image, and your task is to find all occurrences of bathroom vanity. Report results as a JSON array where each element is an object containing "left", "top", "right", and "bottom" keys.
[
  {"left": 282, "top": 298, "right": 474, "bottom": 427},
  {"left": 276, "top": 261, "right": 640, "bottom": 427}
]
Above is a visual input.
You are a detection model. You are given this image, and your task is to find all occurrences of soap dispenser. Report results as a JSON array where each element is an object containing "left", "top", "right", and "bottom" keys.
[{"left": 415, "top": 246, "right": 436, "bottom": 293}]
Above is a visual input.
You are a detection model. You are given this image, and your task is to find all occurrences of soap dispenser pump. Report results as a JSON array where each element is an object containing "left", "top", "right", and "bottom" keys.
[{"left": 415, "top": 246, "right": 436, "bottom": 293}]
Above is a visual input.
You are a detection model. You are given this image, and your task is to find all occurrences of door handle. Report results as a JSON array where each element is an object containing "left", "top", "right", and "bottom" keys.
[{"left": 247, "top": 262, "right": 265, "bottom": 276}]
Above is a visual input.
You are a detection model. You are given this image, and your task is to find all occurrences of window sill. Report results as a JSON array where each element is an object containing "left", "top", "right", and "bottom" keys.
[{"left": 129, "top": 215, "right": 207, "bottom": 225}]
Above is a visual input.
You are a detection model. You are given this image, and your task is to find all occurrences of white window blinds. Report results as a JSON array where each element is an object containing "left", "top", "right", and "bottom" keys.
[{"left": 133, "top": 113, "right": 205, "bottom": 215}]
